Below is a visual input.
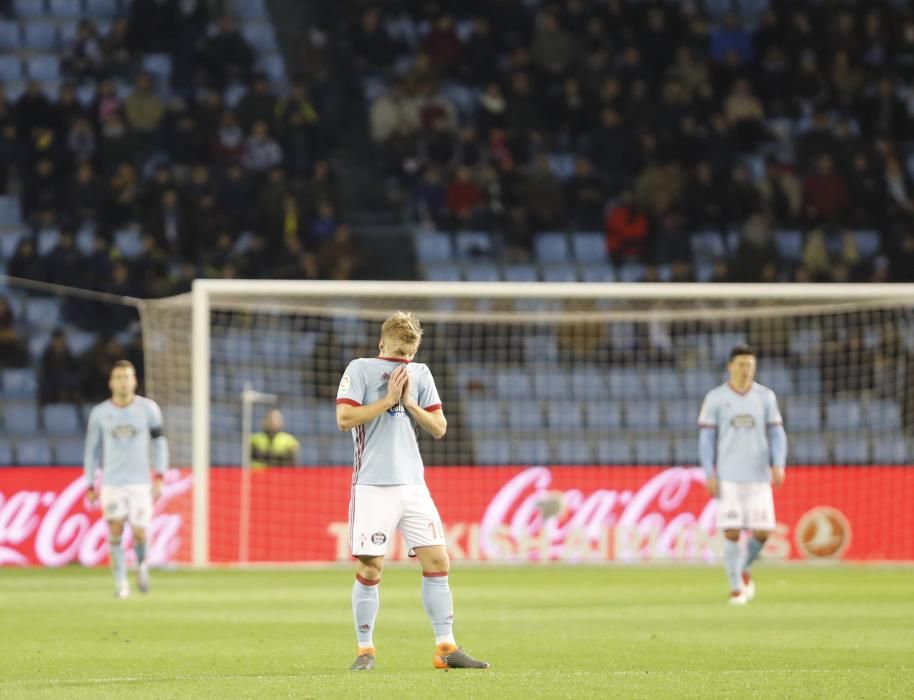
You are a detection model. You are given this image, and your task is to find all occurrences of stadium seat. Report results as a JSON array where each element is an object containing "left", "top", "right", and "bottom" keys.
[
  {"left": 825, "top": 399, "right": 863, "bottom": 431},
  {"left": 463, "top": 263, "right": 499, "bottom": 282},
  {"left": 260, "top": 52, "right": 286, "bottom": 82},
  {"left": 1, "top": 230, "right": 24, "bottom": 260},
  {"left": 1, "top": 369, "right": 38, "bottom": 399},
  {"left": 532, "top": 369, "right": 566, "bottom": 399},
  {"left": 26, "top": 55, "right": 60, "bottom": 81},
  {"left": 789, "top": 435, "right": 828, "bottom": 464},
  {"left": 606, "top": 368, "right": 643, "bottom": 395},
  {"left": 0, "top": 55, "right": 22, "bottom": 81},
  {"left": 54, "top": 438, "right": 85, "bottom": 465},
  {"left": 634, "top": 438, "right": 670, "bottom": 464},
  {"left": 494, "top": 368, "right": 534, "bottom": 400},
  {"left": 645, "top": 368, "right": 683, "bottom": 398},
  {"left": 15, "top": 439, "right": 52, "bottom": 465},
  {"left": 14, "top": 0, "right": 48, "bottom": 18},
  {"left": 571, "top": 366, "right": 608, "bottom": 396},
  {"left": 833, "top": 437, "right": 869, "bottom": 464},
  {"left": 414, "top": 231, "right": 452, "bottom": 263},
  {"left": 672, "top": 436, "right": 697, "bottom": 464},
  {"left": 42, "top": 404, "right": 80, "bottom": 434},
  {"left": 503, "top": 264, "right": 539, "bottom": 282},
  {"left": 758, "top": 364, "right": 793, "bottom": 396},
  {"left": 784, "top": 397, "right": 822, "bottom": 431},
  {"left": 578, "top": 263, "right": 615, "bottom": 282},
  {"left": 322, "top": 438, "right": 353, "bottom": 466},
  {"left": 663, "top": 400, "right": 698, "bottom": 430},
  {"left": 50, "top": 0, "right": 82, "bottom": 17},
  {"left": 210, "top": 405, "right": 240, "bottom": 433},
  {"left": 625, "top": 401, "right": 662, "bottom": 429},
  {"left": 464, "top": 400, "right": 502, "bottom": 432},
  {"left": 682, "top": 369, "right": 720, "bottom": 398},
  {"left": 789, "top": 328, "right": 822, "bottom": 356},
  {"left": 85, "top": 0, "right": 119, "bottom": 18},
  {"left": 4, "top": 401, "right": 40, "bottom": 433},
  {"left": 142, "top": 53, "right": 173, "bottom": 84},
  {"left": 233, "top": 0, "right": 269, "bottom": 18},
  {"left": 534, "top": 233, "right": 570, "bottom": 263},
  {"left": 583, "top": 401, "right": 623, "bottom": 430},
  {"left": 522, "top": 334, "right": 559, "bottom": 362},
  {"left": 506, "top": 402, "right": 543, "bottom": 431},
  {"left": 853, "top": 230, "right": 881, "bottom": 258},
  {"left": 456, "top": 364, "right": 494, "bottom": 398},
  {"left": 211, "top": 440, "right": 241, "bottom": 467},
  {"left": 68, "top": 329, "right": 98, "bottom": 354},
  {"left": 0, "top": 21, "right": 20, "bottom": 50},
  {"left": 512, "top": 438, "right": 550, "bottom": 464},
  {"left": 242, "top": 21, "right": 279, "bottom": 52},
  {"left": 37, "top": 227, "right": 59, "bottom": 255},
  {"left": 546, "top": 401, "right": 584, "bottom": 430},
  {"left": 0, "top": 196, "right": 21, "bottom": 227},
  {"left": 553, "top": 439, "right": 591, "bottom": 464},
  {"left": 474, "top": 438, "right": 511, "bottom": 465},
  {"left": 296, "top": 442, "right": 321, "bottom": 466},
  {"left": 570, "top": 232, "right": 607, "bottom": 263},
  {"left": 423, "top": 262, "right": 461, "bottom": 281},
  {"left": 617, "top": 263, "right": 645, "bottom": 283},
  {"left": 872, "top": 437, "right": 906, "bottom": 464},
  {"left": 594, "top": 438, "right": 631, "bottom": 463},
  {"left": 23, "top": 21, "right": 57, "bottom": 51},
  {"left": 114, "top": 228, "right": 143, "bottom": 258},
  {"left": 774, "top": 230, "right": 804, "bottom": 262},
  {"left": 866, "top": 399, "right": 903, "bottom": 431},
  {"left": 0, "top": 439, "right": 12, "bottom": 466},
  {"left": 690, "top": 230, "right": 726, "bottom": 261},
  {"left": 794, "top": 366, "right": 822, "bottom": 394},
  {"left": 541, "top": 263, "right": 579, "bottom": 282}
]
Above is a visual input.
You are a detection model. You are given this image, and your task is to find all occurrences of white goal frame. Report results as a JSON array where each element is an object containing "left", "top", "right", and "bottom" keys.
[{"left": 187, "top": 280, "right": 914, "bottom": 566}]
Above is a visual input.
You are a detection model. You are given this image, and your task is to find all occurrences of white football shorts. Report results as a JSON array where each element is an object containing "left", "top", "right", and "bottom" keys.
[
  {"left": 100, "top": 484, "right": 153, "bottom": 529},
  {"left": 349, "top": 484, "right": 445, "bottom": 556},
  {"left": 715, "top": 480, "right": 776, "bottom": 531}
]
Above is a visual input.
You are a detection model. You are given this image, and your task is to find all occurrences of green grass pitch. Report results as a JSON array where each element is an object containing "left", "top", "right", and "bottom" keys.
[{"left": 1, "top": 565, "right": 912, "bottom": 699}]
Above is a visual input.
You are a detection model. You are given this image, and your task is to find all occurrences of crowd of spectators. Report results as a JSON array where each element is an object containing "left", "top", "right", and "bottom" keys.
[{"left": 345, "top": 0, "right": 914, "bottom": 281}]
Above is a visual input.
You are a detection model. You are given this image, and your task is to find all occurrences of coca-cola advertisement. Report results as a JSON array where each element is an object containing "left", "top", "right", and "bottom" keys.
[{"left": 2, "top": 465, "right": 913, "bottom": 565}]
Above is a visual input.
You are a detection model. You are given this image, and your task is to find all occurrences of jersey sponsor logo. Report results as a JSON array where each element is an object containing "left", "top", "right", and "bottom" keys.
[
  {"left": 371, "top": 532, "right": 387, "bottom": 545},
  {"left": 111, "top": 424, "right": 138, "bottom": 439},
  {"left": 386, "top": 403, "right": 408, "bottom": 418},
  {"left": 338, "top": 374, "right": 352, "bottom": 395},
  {"left": 730, "top": 414, "right": 756, "bottom": 429},
  {"left": 795, "top": 506, "right": 851, "bottom": 559}
]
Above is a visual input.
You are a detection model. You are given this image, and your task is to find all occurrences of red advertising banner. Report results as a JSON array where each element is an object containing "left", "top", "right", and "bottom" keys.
[{"left": 2, "top": 466, "right": 913, "bottom": 566}]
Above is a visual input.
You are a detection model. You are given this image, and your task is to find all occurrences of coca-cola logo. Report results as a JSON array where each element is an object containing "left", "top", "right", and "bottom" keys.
[
  {"left": 0, "top": 472, "right": 192, "bottom": 567},
  {"left": 795, "top": 506, "right": 851, "bottom": 559},
  {"left": 480, "top": 466, "right": 716, "bottom": 561}
]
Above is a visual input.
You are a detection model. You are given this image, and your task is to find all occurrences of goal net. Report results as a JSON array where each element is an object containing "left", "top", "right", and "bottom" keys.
[{"left": 139, "top": 281, "right": 914, "bottom": 566}]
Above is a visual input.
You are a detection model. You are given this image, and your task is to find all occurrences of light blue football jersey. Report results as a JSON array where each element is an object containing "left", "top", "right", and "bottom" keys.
[
  {"left": 84, "top": 397, "right": 169, "bottom": 486},
  {"left": 698, "top": 382, "right": 783, "bottom": 482},
  {"left": 336, "top": 358, "right": 442, "bottom": 485}
]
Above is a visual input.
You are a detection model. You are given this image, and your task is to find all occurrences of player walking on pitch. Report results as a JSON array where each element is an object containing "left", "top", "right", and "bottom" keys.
[
  {"left": 84, "top": 360, "right": 169, "bottom": 598},
  {"left": 336, "top": 311, "right": 489, "bottom": 671},
  {"left": 698, "top": 345, "right": 787, "bottom": 605}
]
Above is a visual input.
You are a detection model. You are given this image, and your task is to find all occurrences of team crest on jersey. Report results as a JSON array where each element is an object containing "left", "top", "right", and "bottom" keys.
[
  {"left": 371, "top": 532, "right": 387, "bottom": 545},
  {"left": 112, "top": 425, "right": 138, "bottom": 439},
  {"left": 730, "top": 414, "right": 755, "bottom": 428}
]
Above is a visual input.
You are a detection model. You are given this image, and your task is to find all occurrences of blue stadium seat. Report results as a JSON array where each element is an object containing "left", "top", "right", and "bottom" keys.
[
  {"left": 853, "top": 230, "right": 881, "bottom": 258},
  {"left": 210, "top": 405, "right": 240, "bottom": 433},
  {"left": 522, "top": 334, "right": 558, "bottom": 362},
  {"left": 456, "top": 364, "right": 494, "bottom": 397},
  {"left": 583, "top": 401, "right": 623, "bottom": 430},
  {"left": 711, "top": 333, "right": 747, "bottom": 363},
  {"left": 758, "top": 364, "right": 793, "bottom": 396},
  {"left": 570, "top": 232, "right": 607, "bottom": 263},
  {"left": 37, "top": 227, "right": 59, "bottom": 255},
  {"left": 532, "top": 369, "right": 566, "bottom": 399},
  {"left": 59, "top": 19, "right": 79, "bottom": 46},
  {"left": 423, "top": 262, "right": 461, "bottom": 282},
  {"left": 794, "top": 366, "right": 822, "bottom": 394},
  {"left": 474, "top": 438, "right": 510, "bottom": 465},
  {"left": 571, "top": 367, "right": 608, "bottom": 396},
  {"left": 211, "top": 440, "right": 241, "bottom": 467},
  {"left": 0, "top": 196, "right": 21, "bottom": 228},
  {"left": 625, "top": 401, "right": 662, "bottom": 429},
  {"left": 233, "top": 0, "right": 268, "bottom": 18},
  {"left": 785, "top": 397, "right": 822, "bottom": 431},
  {"left": 15, "top": 439, "right": 52, "bottom": 465},
  {"left": 546, "top": 401, "right": 584, "bottom": 430},
  {"left": 242, "top": 21, "right": 278, "bottom": 52},
  {"left": 866, "top": 399, "right": 903, "bottom": 431},
  {"left": 506, "top": 403, "right": 543, "bottom": 431},
  {"left": 594, "top": 438, "right": 631, "bottom": 463},
  {"left": 833, "top": 437, "right": 869, "bottom": 464},
  {"left": 54, "top": 438, "right": 85, "bottom": 465},
  {"left": 464, "top": 400, "right": 502, "bottom": 432},
  {"left": 0, "top": 232, "right": 23, "bottom": 259},
  {"left": 494, "top": 368, "right": 534, "bottom": 400},
  {"left": 463, "top": 263, "right": 499, "bottom": 282},
  {"left": 789, "top": 435, "right": 829, "bottom": 464},
  {"left": 42, "top": 404, "right": 81, "bottom": 434},
  {"left": 68, "top": 329, "right": 97, "bottom": 354},
  {"left": 578, "top": 263, "right": 615, "bottom": 282},
  {"left": 774, "top": 230, "right": 803, "bottom": 262},
  {"left": 260, "top": 52, "right": 285, "bottom": 82},
  {"left": 503, "top": 264, "right": 539, "bottom": 282},
  {"left": 825, "top": 399, "right": 863, "bottom": 431},
  {"left": 617, "top": 263, "right": 645, "bottom": 282},
  {"left": 114, "top": 228, "right": 143, "bottom": 258},
  {"left": 645, "top": 368, "right": 683, "bottom": 397},
  {"left": 0, "top": 438, "right": 12, "bottom": 465},
  {"left": 540, "top": 263, "right": 578, "bottom": 282},
  {"left": 414, "top": 231, "right": 452, "bottom": 263},
  {"left": 296, "top": 442, "right": 321, "bottom": 466},
  {"left": 690, "top": 230, "right": 726, "bottom": 261},
  {"left": 872, "top": 437, "right": 906, "bottom": 464},
  {"left": 310, "top": 404, "right": 341, "bottom": 435},
  {"left": 663, "top": 400, "right": 698, "bottom": 430},
  {"left": 142, "top": 53, "right": 173, "bottom": 84},
  {"left": 26, "top": 55, "right": 60, "bottom": 81},
  {"left": 672, "top": 436, "right": 697, "bottom": 464},
  {"left": 534, "top": 233, "right": 570, "bottom": 263},
  {"left": 4, "top": 401, "right": 39, "bottom": 433},
  {"left": 0, "top": 21, "right": 20, "bottom": 50},
  {"left": 1, "top": 369, "right": 38, "bottom": 399},
  {"left": 50, "top": 0, "right": 82, "bottom": 17},
  {"left": 85, "top": 0, "right": 119, "bottom": 18},
  {"left": 24, "top": 297, "right": 61, "bottom": 330},
  {"left": 606, "top": 368, "right": 643, "bottom": 395},
  {"left": 512, "top": 438, "right": 550, "bottom": 465},
  {"left": 0, "top": 55, "right": 22, "bottom": 81},
  {"left": 789, "top": 329, "right": 822, "bottom": 356},
  {"left": 634, "top": 438, "right": 670, "bottom": 464},
  {"left": 554, "top": 439, "right": 591, "bottom": 464},
  {"left": 75, "top": 226, "right": 95, "bottom": 254},
  {"left": 15, "top": 0, "right": 48, "bottom": 18},
  {"left": 682, "top": 369, "right": 720, "bottom": 398},
  {"left": 322, "top": 438, "right": 353, "bottom": 466}
]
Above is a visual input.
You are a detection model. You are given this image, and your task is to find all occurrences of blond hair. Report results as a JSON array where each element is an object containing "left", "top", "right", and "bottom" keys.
[{"left": 381, "top": 311, "right": 423, "bottom": 356}]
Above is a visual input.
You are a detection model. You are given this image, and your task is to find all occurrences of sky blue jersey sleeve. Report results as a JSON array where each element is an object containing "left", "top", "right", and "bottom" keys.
[
  {"left": 148, "top": 400, "right": 169, "bottom": 476},
  {"left": 83, "top": 406, "right": 102, "bottom": 487},
  {"left": 418, "top": 366, "right": 442, "bottom": 411},
  {"left": 697, "top": 392, "right": 718, "bottom": 478},
  {"left": 337, "top": 361, "right": 367, "bottom": 406}
]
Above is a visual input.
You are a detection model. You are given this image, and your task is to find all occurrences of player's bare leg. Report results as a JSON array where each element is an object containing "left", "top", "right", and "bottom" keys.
[
  {"left": 350, "top": 555, "right": 382, "bottom": 670},
  {"left": 741, "top": 530, "right": 769, "bottom": 601},
  {"left": 415, "top": 545, "right": 489, "bottom": 669},
  {"left": 723, "top": 529, "right": 747, "bottom": 605},
  {"left": 133, "top": 526, "right": 150, "bottom": 594},
  {"left": 107, "top": 519, "right": 129, "bottom": 598}
]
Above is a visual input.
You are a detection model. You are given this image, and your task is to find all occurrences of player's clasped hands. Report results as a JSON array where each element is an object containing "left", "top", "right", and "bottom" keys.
[{"left": 386, "top": 366, "right": 410, "bottom": 407}]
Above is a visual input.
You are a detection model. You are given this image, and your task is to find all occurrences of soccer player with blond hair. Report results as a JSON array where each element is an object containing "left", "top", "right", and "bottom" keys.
[{"left": 336, "top": 311, "right": 489, "bottom": 671}]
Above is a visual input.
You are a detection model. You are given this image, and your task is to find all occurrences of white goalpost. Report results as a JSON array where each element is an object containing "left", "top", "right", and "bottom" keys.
[{"left": 139, "top": 281, "right": 914, "bottom": 567}]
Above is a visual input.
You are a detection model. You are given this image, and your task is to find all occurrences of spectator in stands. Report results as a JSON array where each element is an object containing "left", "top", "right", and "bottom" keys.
[
  {"left": 204, "top": 16, "right": 254, "bottom": 87},
  {"left": 100, "top": 162, "right": 140, "bottom": 237},
  {"left": 802, "top": 222, "right": 860, "bottom": 282},
  {"left": 212, "top": 110, "right": 245, "bottom": 163},
  {"left": 242, "top": 120, "right": 283, "bottom": 174},
  {"left": 410, "top": 166, "right": 446, "bottom": 228},
  {"left": 317, "top": 223, "right": 361, "bottom": 280},
  {"left": 97, "top": 114, "right": 135, "bottom": 175},
  {"left": 102, "top": 18, "right": 134, "bottom": 81},
  {"left": 249, "top": 409, "right": 300, "bottom": 468},
  {"left": 22, "top": 158, "right": 63, "bottom": 227},
  {"left": 445, "top": 166, "right": 484, "bottom": 227},
  {"left": 145, "top": 188, "right": 191, "bottom": 260},
  {"left": 128, "top": 0, "right": 176, "bottom": 53},
  {"left": 802, "top": 155, "right": 849, "bottom": 224},
  {"left": 80, "top": 335, "right": 125, "bottom": 401},
  {"left": 38, "top": 329, "right": 81, "bottom": 404},
  {"left": 44, "top": 230, "right": 81, "bottom": 287},
  {"left": 237, "top": 74, "right": 277, "bottom": 132},
  {"left": 731, "top": 214, "right": 780, "bottom": 282},
  {"left": 605, "top": 190, "right": 650, "bottom": 262},
  {"left": 125, "top": 73, "right": 165, "bottom": 146},
  {"left": 66, "top": 117, "right": 97, "bottom": 164},
  {"left": 64, "top": 20, "right": 104, "bottom": 82},
  {"left": 15, "top": 82, "right": 54, "bottom": 137},
  {"left": 0, "top": 296, "right": 28, "bottom": 368}
]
